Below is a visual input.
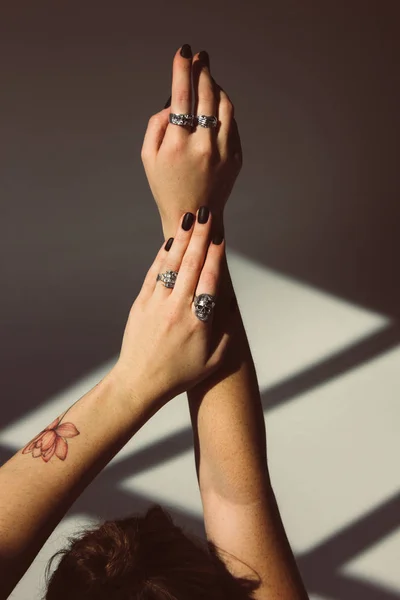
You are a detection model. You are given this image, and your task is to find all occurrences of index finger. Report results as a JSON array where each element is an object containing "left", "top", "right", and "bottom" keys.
[{"left": 164, "top": 44, "right": 194, "bottom": 142}]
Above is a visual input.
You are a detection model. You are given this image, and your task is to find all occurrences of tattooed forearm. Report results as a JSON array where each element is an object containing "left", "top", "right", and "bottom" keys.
[{"left": 21, "top": 415, "right": 80, "bottom": 462}]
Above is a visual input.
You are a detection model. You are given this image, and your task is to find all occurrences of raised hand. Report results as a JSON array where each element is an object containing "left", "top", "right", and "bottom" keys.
[
  {"left": 141, "top": 45, "right": 243, "bottom": 239},
  {"left": 113, "top": 207, "right": 229, "bottom": 410}
]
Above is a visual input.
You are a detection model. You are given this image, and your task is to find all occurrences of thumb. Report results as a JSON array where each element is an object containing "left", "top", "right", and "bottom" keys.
[{"left": 141, "top": 107, "right": 170, "bottom": 158}]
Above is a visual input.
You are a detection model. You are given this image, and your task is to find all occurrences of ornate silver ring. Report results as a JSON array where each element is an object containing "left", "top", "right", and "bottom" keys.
[
  {"left": 194, "top": 293, "right": 216, "bottom": 322},
  {"left": 197, "top": 115, "right": 218, "bottom": 128},
  {"left": 169, "top": 113, "right": 195, "bottom": 128},
  {"left": 156, "top": 270, "right": 178, "bottom": 288}
]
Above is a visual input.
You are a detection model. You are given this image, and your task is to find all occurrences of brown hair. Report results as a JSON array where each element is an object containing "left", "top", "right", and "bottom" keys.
[{"left": 44, "top": 504, "right": 260, "bottom": 600}]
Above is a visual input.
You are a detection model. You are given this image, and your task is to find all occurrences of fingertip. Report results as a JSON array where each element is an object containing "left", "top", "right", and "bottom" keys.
[
  {"left": 212, "top": 233, "right": 224, "bottom": 245},
  {"left": 164, "top": 237, "right": 174, "bottom": 251}
]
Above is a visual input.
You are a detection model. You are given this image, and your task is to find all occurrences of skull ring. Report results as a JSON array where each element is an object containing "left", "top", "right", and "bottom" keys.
[{"left": 194, "top": 293, "right": 216, "bottom": 322}]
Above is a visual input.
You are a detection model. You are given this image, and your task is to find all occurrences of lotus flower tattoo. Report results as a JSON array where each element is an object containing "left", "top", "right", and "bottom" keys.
[{"left": 22, "top": 415, "right": 80, "bottom": 462}]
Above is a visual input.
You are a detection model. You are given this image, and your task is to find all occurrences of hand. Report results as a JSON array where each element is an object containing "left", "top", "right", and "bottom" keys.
[
  {"left": 141, "top": 45, "right": 243, "bottom": 239},
  {"left": 112, "top": 208, "right": 229, "bottom": 409}
]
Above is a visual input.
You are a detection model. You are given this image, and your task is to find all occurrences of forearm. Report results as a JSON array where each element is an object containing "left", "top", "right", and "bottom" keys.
[
  {"left": 187, "top": 258, "right": 269, "bottom": 501},
  {"left": 0, "top": 368, "right": 158, "bottom": 598},
  {"left": 162, "top": 214, "right": 269, "bottom": 499},
  {"left": 187, "top": 259, "right": 308, "bottom": 598}
]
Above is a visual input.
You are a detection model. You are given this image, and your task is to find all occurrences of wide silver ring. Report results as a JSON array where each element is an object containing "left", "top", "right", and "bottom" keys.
[
  {"left": 156, "top": 270, "right": 178, "bottom": 288},
  {"left": 169, "top": 113, "right": 195, "bottom": 128},
  {"left": 194, "top": 293, "right": 216, "bottom": 322},
  {"left": 197, "top": 115, "right": 218, "bottom": 128}
]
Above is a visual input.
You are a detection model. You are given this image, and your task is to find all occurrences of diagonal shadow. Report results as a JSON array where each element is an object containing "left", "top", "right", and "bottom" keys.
[
  {"left": 312, "top": 574, "right": 400, "bottom": 600},
  {"left": 2, "top": 326, "right": 400, "bottom": 598},
  {"left": 66, "top": 473, "right": 207, "bottom": 541},
  {"left": 298, "top": 491, "right": 400, "bottom": 599},
  {"left": 97, "top": 322, "right": 400, "bottom": 484},
  {"left": 260, "top": 322, "right": 400, "bottom": 412}
]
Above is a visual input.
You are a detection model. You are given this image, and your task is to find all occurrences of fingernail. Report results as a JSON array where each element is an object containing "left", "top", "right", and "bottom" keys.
[
  {"left": 198, "top": 50, "right": 210, "bottom": 68},
  {"left": 164, "top": 95, "right": 171, "bottom": 109},
  {"left": 212, "top": 233, "right": 224, "bottom": 245},
  {"left": 180, "top": 44, "right": 192, "bottom": 59},
  {"left": 197, "top": 206, "right": 210, "bottom": 224},
  {"left": 164, "top": 237, "right": 174, "bottom": 251},
  {"left": 182, "top": 212, "right": 195, "bottom": 231}
]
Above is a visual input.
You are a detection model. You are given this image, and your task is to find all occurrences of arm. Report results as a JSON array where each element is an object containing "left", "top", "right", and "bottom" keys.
[
  {"left": 146, "top": 46, "right": 308, "bottom": 598},
  {"left": 187, "top": 259, "right": 309, "bottom": 599},
  {"left": 0, "top": 213, "right": 226, "bottom": 598},
  {"left": 0, "top": 372, "right": 155, "bottom": 599}
]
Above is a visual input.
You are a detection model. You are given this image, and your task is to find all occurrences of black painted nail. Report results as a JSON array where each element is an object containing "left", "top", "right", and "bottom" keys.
[
  {"left": 182, "top": 212, "right": 195, "bottom": 230},
  {"left": 180, "top": 44, "right": 192, "bottom": 59},
  {"left": 230, "top": 296, "right": 238, "bottom": 312},
  {"left": 212, "top": 233, "right": 224, "bottom": 245},
  {"left": 198, "top": 206, "right": 210, "bottom": 224},
  {"left": 164, "top": 237, "right": 174, "bottom": 251},
  {"left": 198, "top": 50, "right": 210, "bottom": 68},
  {"left": 164, "top": 95, "right": 171, "bottom": 109}
]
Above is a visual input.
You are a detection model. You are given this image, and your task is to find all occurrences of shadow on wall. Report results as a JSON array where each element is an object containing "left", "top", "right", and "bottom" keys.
[{"left": 1, "top": 3, "right": 399, "bottom": 599}]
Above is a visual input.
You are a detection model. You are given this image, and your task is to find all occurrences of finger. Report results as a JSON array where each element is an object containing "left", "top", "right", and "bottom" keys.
[
  {"left": 229, "top": 117, "right": 243, "bottom": 166},
  {"left": 137, "top": 238, "right": 174, "bottom": 303},
  {"left": 214, "top": 86, "right": 239, "bottom": 161},
  {"left": 206, "top": 329, "right": 231, "bottom": 373},
  {"left": 172, "top": 207, "right": 214, "bottom": 300},
  {"left": 192, "top": 51, "right": 217, "bottom": 142},
  {"left": 192, "top": 235, "right": 225, "bottom": 325},
  {"left": 152, "top": 211, "right": 196, "bottom": 300},
  {"left": 141, "top": 109, "right": 170, "bottom": 160},
  {"left": 164, "top": 44, "right": 194, "bottom": 143}
]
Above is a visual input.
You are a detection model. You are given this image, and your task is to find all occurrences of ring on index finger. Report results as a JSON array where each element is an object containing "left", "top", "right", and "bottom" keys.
[
  {"left": 156, "top": 270, "right": 179, "bottom": 288},
  {"left": 169, "top": 113, "right": 195, "bottom": 128}
]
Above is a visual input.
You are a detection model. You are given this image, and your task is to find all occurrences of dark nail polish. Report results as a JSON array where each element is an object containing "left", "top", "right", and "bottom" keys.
[
  {"left": 164, "top": 95, "right": 171, "bottom": 109},
  {"left": 164, "top": 237, "right": 174, "bottom": 251},
  {"left": 180, "top": 44, "right": 192, "bottom": 59},
  {"left": 212, "top": 233, "right": 224, "bottom": 245},
  {"left": 230, "top": 296, "right": 238, "bottom": 312},
  {"left": 182, "top": 212, "right": 195, "bottom": 231},
  {"left": 198, "top": 206, "right": 210, "bottom": 224},
  {"left": 198, "top": 50, "right": 210, "bottom": 68}
]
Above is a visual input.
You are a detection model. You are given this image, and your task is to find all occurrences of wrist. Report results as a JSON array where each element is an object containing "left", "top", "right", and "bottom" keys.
[{"left": 106, "top": 362, "right": 165, "bottom": 420}]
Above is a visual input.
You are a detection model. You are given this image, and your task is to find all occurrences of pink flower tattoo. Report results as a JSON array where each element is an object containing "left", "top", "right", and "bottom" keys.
[{"left": 22, "top": 416, "right": 80, "bottom": 462}]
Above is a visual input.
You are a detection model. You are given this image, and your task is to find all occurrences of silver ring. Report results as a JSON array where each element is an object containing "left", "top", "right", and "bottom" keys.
[
  {"left": 156, "top": 270, "right": 178, "bottom": 288},
  {"left": 197, "top": 115, "right": 218, "bottom": 128},
  {"left": 169, "top": 113, "right": 195, "bottom": 128},
  {"left": 194, "top": 293, "right": 216, "bottom": 322}
]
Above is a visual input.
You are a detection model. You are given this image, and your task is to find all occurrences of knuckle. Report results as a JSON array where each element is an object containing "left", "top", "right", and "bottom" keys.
[
  {"left": 182, "top": 253, "right": 199, "bottom": 272},
  {"left": 173, "top": 229, "right": 188, "bottom": 244},
  {"left": 191, "top": 315, "right": 204, "bottom": 333},
  {"left": 166, "top": 138, "right": 186, "bottom": 155},
  {"left": 195, "top": 143, "right": 213, "bottom": 159},
  {"left": 175, "top": 88, "right": 191, "bottom": 105},
  {"left": 221, "top": 95, "right": 234, "bottom": 114},
  {"left": 199, "top": 269, "right": 217, "bottom": 292},
  {"left": 199, "top": 87, "right": 214, "bottom": 105},
  {"left": 149, "top": 113, "right": 161, "bottom": 125},
  {"left": 191, "top": 224, "right": 207, "bottom": 239},
  {"left": 166, "top": 304, "right": 181, "bottom": 326},
  {"left": 140, "top": 147, "right": 149, "bottom": 162}
]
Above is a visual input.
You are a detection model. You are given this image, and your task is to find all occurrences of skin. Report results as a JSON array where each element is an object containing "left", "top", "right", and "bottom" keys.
[
  {"left": 0, "top": 212, "right": 228, "bottom": 598},
  {"left": 142, "top": 46, "right": 309, "bottom": 598},
  {"left": 0, "top": 46, "right": 308, "bottom": 599},
  {"left": 141, "top": 48, "right": 242, "bottom": 241}
]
